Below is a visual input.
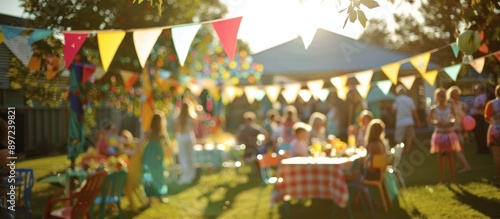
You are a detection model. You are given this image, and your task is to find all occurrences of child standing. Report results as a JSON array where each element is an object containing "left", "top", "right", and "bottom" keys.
[
  {"left": 428, "top": 88, "right": 461, "bottom": 184},
  {"left": 290, "top": 122, "right": 310, "bottom": 157}
]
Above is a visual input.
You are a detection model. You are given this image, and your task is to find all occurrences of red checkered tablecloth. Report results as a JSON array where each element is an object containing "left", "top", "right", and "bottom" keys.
[{"left": 271, "top": 157, "right": 350, "bottom": 208}]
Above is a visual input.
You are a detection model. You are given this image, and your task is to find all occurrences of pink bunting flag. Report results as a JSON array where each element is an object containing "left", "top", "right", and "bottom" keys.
[
  {"left": 82, "top": 64, "right": 96, "bottom": 84},
  {"left": 494, "top": 51, "right": 500, "bottom": 63},
  {"left": 211, "top": 17, "right": 243, "bottom": 61},
  {"left": 64, "top": 32, "right": 88, "bottom": 69}
]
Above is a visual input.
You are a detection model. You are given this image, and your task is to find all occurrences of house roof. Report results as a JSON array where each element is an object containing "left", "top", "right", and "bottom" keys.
[
  {"left": 0, "top": 14, "right": 31, "bottom": 27},
  {"left": 253, "top": 28, "right": 439, "bottom": 81}
]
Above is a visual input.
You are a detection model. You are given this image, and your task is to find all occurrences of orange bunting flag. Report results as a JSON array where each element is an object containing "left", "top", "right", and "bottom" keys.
[
  {"left": 120, "top": 70, "right": 139, "bottom": 91},
  {"left": 45, "top": 55, "right": 60, "bottom": 80},
  {"left": 211, "top": 17, "right": 243, "bottom": 61}
]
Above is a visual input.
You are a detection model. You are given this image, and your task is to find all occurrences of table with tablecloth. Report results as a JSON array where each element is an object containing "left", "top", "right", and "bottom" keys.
[{"left": 272, "top": 157, "right": 353, "bottom": 208}]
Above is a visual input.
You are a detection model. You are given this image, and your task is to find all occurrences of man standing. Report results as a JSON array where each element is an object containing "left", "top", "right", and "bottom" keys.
[
  {"left": 235, "top": 112, "right": 270, "bottom": 159},
  {"left": 471, "top": 84, "right": 489, "bottom": 154},
  {"left": 393, "top": 85, "right": 421, "bottom": 155}
]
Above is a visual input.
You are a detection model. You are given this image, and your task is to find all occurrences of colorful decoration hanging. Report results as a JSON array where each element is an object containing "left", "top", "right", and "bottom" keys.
[
  {"left": 457, "top": 30, "right": 481, "bottom": 64},
  {"left": 67, "top": 64, "right": 86, "bottom": 164}
]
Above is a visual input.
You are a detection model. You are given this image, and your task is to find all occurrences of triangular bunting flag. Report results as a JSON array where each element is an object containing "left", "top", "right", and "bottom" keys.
[
  {"left": 93, "top": 67, "right": 106, "bottom": 80},
  {"left": 381, "top": 62, "right": 400, "bottom": 85},
  {"left": 298, "top": 89, "right": 312, "bottom": 102},
  {"left": 451, "top": 43, "right": 460, "bottom": 58},
  {"left": 254, "top": 89, "right": 266, "bottom": 102},
  {"left": 336, "top": 87, "right": 348, "bottom": 101},
  {"left": 223, "top": 86, "right": 237, "bottom": 103},
  {"left": 1, "top": 26, "right": 24, "bottom": 40},
  {"left": 45, "top": 55, "right": 60, "bottom": 80},
  {"left": 355, "top": 84, "right": 370, "bottom": 99},
  {"left": 317, "top": 89, "right": 330, "bottom": 102},
  {"left": 478, "top": 43, "right": 489, "bottom": 54},
  {"left": 97, "top": 31, "right": 126, "bottom": 71},
  {"left": 422, "top": 70, "right": 438, "bottom": 86},
  {"left": 64, "top": 32, "right": 89, "bottom": 69},
  {"left": 188, "top": 82, "right": 203, "bottom": 97},
  {"left": 282, "top": 83, "right": 301, "bottom": 104},
  {"left": 82, "top": 64, "right": 96, "bottom": 84},
  {"left": 410, "top": 52, "right": 431, "bottom": 75},
  {"left": 29, "top": 29, "right": 53, "bottom": 45},
  {"left": 330, "top": 75, "right": 348, "bottom": 90},
  {"left": 307, "top": 79, "right": 324, "bottom": 100},
  {"left": 376, "top": 80, "right": 392, "bottom": 95},
  {"left": 443, "top": 64, "right": 461, "bottom": 81},
  {"left": 300, "top": 28, "right": 317, "bottom": 50},
  {"left": 244, "top": 86, "right": 257, "bottom": 104},
  {"left": 354, "top": 70, "right": 374, "bottom": 86},
  {"left": 265, "top": 85, "right": 281, "bottom": 103},
  {"left": 172, "top": 24, "right": 201, "bottom": 66},
  {"left": 470, "top": 57, "right": 485, "bottom": 74},
  {"left": 4, "top": 35, "right": 33, "bottom": 67},
  {"left": 207, "top": 87, "right": 221, "bottom": 101},
  {"left": 235, "top": 87, "right": 244, "bottom": 98},
  {"left": 399, "top": 75, "right": 416, "bottom": 90},
  {"left": 133, "top": 28, "right": 162, "bottom": 68},
  {"left": 120, "top": 70, "right": 140, "bottom": 90},
  {"left": 0, "top": 31, "right": 5, "bottom": 44},
  {"left": 211, "top": 16, "right": 243, "bottom": 61},
  {"left": 281, "top": 89, "right": 298, "bottom": 104}
]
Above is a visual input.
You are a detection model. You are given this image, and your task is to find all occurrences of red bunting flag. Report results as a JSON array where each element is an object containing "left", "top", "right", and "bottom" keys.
[
  {"left": 82, "top": 64, "right": 96, "bottom": 84},
  {"left": 495, "top": 51, "right": 500, "bottom": 63},
  {"left": 64, "top": 32, "right": 88, "bottom": 69},
  {"left": 211, "top": 17, "right": 243, "bottom": 61}
]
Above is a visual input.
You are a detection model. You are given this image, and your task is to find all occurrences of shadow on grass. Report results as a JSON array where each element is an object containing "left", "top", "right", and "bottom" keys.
[
  {"left": 201, "top": 171, "right": 261, "bottom": 219},
  {"left": 449, "top": 185, "right": 500, "bottom": 218}
]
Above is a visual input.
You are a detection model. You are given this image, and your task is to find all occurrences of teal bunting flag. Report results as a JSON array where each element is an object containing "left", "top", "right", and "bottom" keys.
[
  {"left": 1, "top": 25, "right": 24, "bottom": 40},
  {"left": 28, "top": 29, "right": 53, "bottom": 44}
]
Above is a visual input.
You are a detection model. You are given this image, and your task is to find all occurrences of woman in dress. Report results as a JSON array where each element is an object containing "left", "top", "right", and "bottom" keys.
[
  {"left": 428, "top": 88, "right": 461, "bottom": 184},
  {"left": 447, "top": 86, "right": 472, "bottom": 173},
  {"left": 142, "top": 113, "right": 171, "bottom": 202},
  {"left": 175, "top": 100, "right": 198, "bottom": 185},
  {"left": 485, "top": 85, "right": 500, "bottom": 181}
]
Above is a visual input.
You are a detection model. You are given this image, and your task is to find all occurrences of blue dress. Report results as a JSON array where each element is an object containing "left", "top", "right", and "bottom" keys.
[{"left": 142, "top": 138, "right": 168, "bottom": 197}]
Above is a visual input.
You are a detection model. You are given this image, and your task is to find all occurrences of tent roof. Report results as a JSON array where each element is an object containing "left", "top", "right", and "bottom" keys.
[{"left": 253, "top": 29, "right": 439, "bottom": 80}]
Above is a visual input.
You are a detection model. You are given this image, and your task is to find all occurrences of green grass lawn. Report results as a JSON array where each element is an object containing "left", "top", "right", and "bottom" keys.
[{"left": 17, "top": 140, "right": 500, "bottom": 219}]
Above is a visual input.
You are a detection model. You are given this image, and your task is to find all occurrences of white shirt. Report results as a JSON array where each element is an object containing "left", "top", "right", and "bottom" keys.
[{"left": 392, "top": 95, "right": 416, "bottom": 127}]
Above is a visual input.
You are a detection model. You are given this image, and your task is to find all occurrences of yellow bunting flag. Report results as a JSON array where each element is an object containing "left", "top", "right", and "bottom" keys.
[
  {"left": 399, "top": 75, "right": 416, "bottom": 90},
  {"left": 265, "top": 85, "right": 281, "bottom": 103},
  {"left": 355, "top": 84, "right": 370, "bottom": 99},
  {"left": 421, "top": 70, "right": 438, "bottom": 86},
  {"left": 410, "top": 52, "right": 431, "bottom": 75},
  {"left": 330, "top": 75, "right": 348, "bottom": 91},
  {"left": 0, "top": 31, "right": 5, "bottom": 45},
  {"left": 307, "top": 79, "right": 324, "bottom": 100},
  {"left": 381, "top": 62, "right": 400, "bottom": 85},
  {"left": 133, "top": 28, "right": 162, "bottom": 68},
  {"left": 97, "top": 31, "right": 126, "bottom": 71},
  {"left": 470, "top": 57, "right": 485, "bottom": 74},
  {"left": 243, "top": 86, "right": 257, "bottom": 104},
  {"left": 223, "top": 86, "right": 237, "bottom": 103},
  {"left": 298, "top": 89, "right": 312, "bottom": 102}
]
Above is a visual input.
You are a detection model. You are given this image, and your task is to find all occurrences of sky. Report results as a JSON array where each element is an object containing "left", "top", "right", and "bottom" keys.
[{"left": 0, "top": 0, "right": 400, "bottom": 53}]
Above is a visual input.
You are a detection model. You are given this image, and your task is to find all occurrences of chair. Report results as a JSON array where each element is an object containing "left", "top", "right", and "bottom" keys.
[
  {"left": 15, "top": 169, "right": 34, "bottom": 218},
  {"left": 253, "top": 152, "right": 289, "bottom": 216},
  {"left": 364, "top": 154, "right": 392, "bottom": 212},
  {"left": 332, "top": 159, "right": 376, "bottom": 219},
  {"left": 91, "top": 170, "right": 128, "bottom": 219},
  {"left": 45, "top": 171, "right": 108, "bottom": 219},
  {"left": 389, "top": 143, "right": 406, "bottom": 192}
]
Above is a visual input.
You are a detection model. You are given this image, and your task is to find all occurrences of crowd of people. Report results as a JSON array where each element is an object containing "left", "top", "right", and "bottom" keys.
[{"left": 234, "top": 84, "right": 500, "bottom": 184}]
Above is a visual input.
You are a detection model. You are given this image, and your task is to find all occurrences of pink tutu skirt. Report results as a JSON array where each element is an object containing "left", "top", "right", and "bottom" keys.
[{"left": 430, "top": 131, "right": 461, "bottom": 153}]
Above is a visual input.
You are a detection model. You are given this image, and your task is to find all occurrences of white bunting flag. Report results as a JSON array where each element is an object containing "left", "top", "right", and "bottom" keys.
[
  {"left": 172, "top": 24, "right": 202, "bottom": 66},
  {"left": 133, "top": 28, "right": 162, "bottom": 68}
]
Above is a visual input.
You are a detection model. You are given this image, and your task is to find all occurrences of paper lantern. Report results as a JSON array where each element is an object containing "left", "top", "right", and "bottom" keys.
[
  {"left": 457, "top": 30, "right": 481, "bottom": 64},
  {"left": 462, "top": 115, "right": 476, "bottom": 131}
]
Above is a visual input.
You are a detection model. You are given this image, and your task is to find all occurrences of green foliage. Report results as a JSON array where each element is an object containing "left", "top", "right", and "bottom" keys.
[{"left": 340, "top": 0, "right": 380, "bottom": 28}]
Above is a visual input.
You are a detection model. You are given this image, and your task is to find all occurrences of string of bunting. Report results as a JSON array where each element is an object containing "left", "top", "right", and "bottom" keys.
[{"left": 0, "top": 16, "right": 243, "bottom": 72}]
